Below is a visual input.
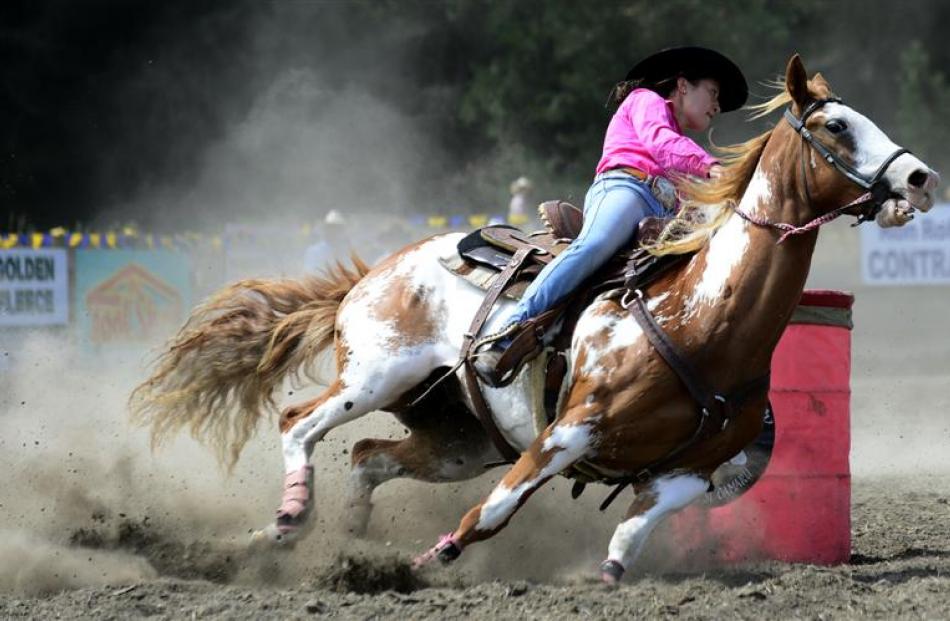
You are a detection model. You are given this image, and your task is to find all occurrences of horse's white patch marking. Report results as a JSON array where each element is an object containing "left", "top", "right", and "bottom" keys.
[
  {"left": 476, "top": 422, "right": 594, "bottom": 531},
  {"left": 482, "top": 373, "right": 541, "bottom": 450},
  {"left": 647, "top": 292, "right": 671, "bottom": 324},
  {"left": 283, "top": 433, "right": 310, "bottom": 471},
  {"left": 281, "top": 234, "right": 497, "bottom": 471},
  {"left": 687, "top": 215, "right": 749, "bottom": 313},
  {"left": 571, "top": 294, "right": 666, "bottom": 380},
  {"left": 681, "top": 169, "right": 767, "bottom": 319},
  {"left": 542, "top": 420, "right": 596, "bottom": 453},
  {"left": 606, "top": 474, "right": 708, "bottom": 568},
  {"left": 739, "top": 166, "right": 773, "bottom": 217}
]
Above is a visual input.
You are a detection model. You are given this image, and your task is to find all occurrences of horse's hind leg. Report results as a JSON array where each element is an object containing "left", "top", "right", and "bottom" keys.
[
  {"left": 252, "top": 361, "right": 436, "bottom": 545},
  {"left": 343, "top": 400, "right": 498, "bottom": 537},
  {"left": 599, "top": 473, "right": 709, "bottom": 584}
]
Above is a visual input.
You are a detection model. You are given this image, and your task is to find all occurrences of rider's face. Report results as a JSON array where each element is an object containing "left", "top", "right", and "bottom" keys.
[{"left": 678, "top": 78, "right": 721, "bottom": 132}]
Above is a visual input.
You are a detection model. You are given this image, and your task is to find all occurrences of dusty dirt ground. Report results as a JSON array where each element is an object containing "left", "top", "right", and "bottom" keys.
[
  {"left": 1, "top": 478, "right": 949, "bottom": 620},
  {"left": 0, "top": 223, "right": 948, "bottom": 619}
]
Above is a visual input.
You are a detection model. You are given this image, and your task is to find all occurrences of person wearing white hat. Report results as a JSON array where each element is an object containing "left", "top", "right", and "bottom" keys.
[
  {"left": 303, "top": 210, "right": 349, "bottom": 273},
  {"left": 508, "top": 176, "right": 533, "bottom": 225}
]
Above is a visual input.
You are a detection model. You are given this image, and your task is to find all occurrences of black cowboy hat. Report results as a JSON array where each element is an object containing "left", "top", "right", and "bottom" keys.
[{"left": 625, "top": 46, "right": 748, "bottom": 112}]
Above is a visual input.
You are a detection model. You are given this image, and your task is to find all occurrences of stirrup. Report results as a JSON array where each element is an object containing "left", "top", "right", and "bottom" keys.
[
  {"left": 471, "top": 343, "right": 508, "bottom": 387},
  {"left": 471, "top": 321, "right": 522, "bottom": 352}
]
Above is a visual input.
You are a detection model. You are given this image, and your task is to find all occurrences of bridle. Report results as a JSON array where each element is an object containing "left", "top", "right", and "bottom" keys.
[{"left": 736, "top": 97, "right": 910, "bottom": 243}]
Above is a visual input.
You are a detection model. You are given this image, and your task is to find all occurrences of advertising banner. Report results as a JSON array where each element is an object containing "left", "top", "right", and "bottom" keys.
[
  {"left": 0, "top": 248, "right": 69, "bottom": 326},
  {"left": 860, "top": 204, "right": 950, "bottom": 285},
  {"left": 74, "top": 250, "right": 191, "bottom": 347}
]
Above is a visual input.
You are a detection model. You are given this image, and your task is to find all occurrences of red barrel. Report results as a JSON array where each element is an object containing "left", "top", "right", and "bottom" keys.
[{"left": 663, "top": 289, "right": 853, "bottom": 565}]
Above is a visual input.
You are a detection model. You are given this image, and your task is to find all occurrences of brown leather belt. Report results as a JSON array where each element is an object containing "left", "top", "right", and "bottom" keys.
[{"left": 615, "top": 166, "right": 650, "bottom": 181}]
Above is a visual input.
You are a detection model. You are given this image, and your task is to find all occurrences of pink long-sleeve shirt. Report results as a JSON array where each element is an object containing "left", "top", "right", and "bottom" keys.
[{"left": 595, "top": 88, "right": 717, "bottom": 178}]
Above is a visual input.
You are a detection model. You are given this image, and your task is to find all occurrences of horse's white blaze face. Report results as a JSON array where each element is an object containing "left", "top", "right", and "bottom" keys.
[
  {"left": 822, "top": 102, "right": 939, "bottom": 212},
  {"left": 606, "top": 474, "right": 708, "bottom": 567},
  {"left": 475, "top": 422, "right": 594, "bottom": 532}
]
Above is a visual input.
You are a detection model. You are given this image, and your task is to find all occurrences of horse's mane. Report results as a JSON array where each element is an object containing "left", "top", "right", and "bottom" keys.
[{"left": 647, "top": 84, "right": 793, "bottom": 256}]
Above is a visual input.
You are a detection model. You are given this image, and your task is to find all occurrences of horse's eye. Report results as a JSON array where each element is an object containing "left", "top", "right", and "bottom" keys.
[{"left": 825, "top": 119, "right": 848, "bottom": 134}]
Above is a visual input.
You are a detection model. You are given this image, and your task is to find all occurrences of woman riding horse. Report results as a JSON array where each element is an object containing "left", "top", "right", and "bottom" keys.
[
  {"left": 131, "top": 55, "right": 938, "bottom": 583},
  {"left": 474, "top": 46, "right": 747, "bottom": 384}
]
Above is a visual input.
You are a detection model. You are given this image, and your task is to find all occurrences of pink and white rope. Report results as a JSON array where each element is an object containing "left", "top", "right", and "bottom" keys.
[{"left": 735, "top": 191, "right": 873, "bottom": 244}]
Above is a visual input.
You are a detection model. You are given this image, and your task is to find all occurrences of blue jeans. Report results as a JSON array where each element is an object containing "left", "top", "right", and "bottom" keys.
[{"left": 505, "top": 172, "right": 667, "bottom": 328}]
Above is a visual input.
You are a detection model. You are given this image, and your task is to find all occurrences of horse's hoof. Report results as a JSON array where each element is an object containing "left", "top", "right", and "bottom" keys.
[
  {"left": 249, "top": 523, "right": 300, "bottom": 550},
  {"left": 436, "top": 540, "right": 462, "bottom": 564},
  {"left": 600, "top": 559, "right": 625, "bottom": 585},
  {"left": 412, "top": 533, "right": 462, "bottom": 569}
]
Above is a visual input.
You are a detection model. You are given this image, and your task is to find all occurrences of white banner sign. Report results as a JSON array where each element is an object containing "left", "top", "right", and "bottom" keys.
[
  {"left": 860, "top": 204, "right": 950, "bottom": 286},
  {"left": 0, "top": 248, "right": 69, "bottom": 326}
]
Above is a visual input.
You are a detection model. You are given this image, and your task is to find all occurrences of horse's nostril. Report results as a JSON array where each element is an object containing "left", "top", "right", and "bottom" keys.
[{"left": 908, "top": 169, "right": 929, "bottom": 188}]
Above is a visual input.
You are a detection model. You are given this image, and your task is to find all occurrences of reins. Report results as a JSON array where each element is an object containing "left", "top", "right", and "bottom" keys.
[
  {"left": 734, "top": 191, "right": 873, "bottom": 243},
  {"left": 735, "top": 97, "right": 909, "bottom": 242}
]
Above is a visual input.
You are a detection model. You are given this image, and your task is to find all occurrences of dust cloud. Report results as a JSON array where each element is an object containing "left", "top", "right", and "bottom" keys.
[
  {"left": 1, "top": 1, "right": 948, "bottom": 599},
  {"left": 92, "top": 3, "right": 457, "bottom": 235},
  {"left": 0, "top": 327, "right": 624, "bottom": 595},
  {"left": 0, "top": 213, "right": 947, "bottom": 595},
  {"left": 807, "top": 220, "right": 950, "bottom": 478}
]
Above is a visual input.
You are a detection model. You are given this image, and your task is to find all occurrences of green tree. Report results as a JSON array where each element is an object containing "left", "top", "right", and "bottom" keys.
[{"left": 897, "top": 40, "right": 950, "bottom": 174}]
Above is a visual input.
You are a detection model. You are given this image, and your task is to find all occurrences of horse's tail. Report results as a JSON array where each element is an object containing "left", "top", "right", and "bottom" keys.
[{"left": 130, "top": 256, "right": 371, "bottom": 469}]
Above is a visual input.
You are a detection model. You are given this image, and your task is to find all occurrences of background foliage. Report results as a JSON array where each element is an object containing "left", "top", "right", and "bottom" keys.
[{"left": 2, "top": 0, "right": 948, "bottom": 229}]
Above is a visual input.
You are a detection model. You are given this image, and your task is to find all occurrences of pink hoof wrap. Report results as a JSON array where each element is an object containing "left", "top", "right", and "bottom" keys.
[
  {"left": 275, "top": 465, "right": 313, "bottom": 534},
  {"left": 412, "top": 532, "right": 462, "bottom": 568}
]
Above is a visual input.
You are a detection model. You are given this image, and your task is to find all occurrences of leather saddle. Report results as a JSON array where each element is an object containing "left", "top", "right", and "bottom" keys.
[
  {"left": 457, "top": 200, "right": 683, "bottom": 307},
  {"left": 453, "top": 200, "right": 689, "bottom": 420}
]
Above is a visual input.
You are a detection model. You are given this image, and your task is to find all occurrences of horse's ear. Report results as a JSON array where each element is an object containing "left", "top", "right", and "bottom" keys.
[
  {"left": 785, "top": 54, "right": 809, "bottom": 114},
  {"left": 810, "top": 72, "right": 832, "bottom": 96}
]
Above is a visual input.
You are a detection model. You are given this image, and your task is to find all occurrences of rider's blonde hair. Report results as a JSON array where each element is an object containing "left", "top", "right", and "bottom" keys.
[{"left": 646, "top": 85, "right": 794, "bottom": 256}]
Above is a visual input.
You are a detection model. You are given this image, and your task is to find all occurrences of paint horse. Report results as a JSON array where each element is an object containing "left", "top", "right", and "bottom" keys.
[{"left": 131, "top": 56, "right": 938, "bottom": 582}]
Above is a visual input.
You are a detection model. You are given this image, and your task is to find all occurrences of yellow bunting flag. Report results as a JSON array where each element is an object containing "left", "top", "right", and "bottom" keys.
[
  {"left": 106, "top": 232, "right": 118, "bottom": 248},
  {"left": 90, "top": 233, "right": 101, "bottom": 248},
  {"left": 69, "top": 233, "right": 83, "bottom": 248},
  {"left": 32, "top": 233, "right": 44, "bottom": 249},
  {"left": 427, "top": 215, "right": 448, "bottom": 228},
  {"left": 468, "top": 214, "right": 489, "bottom": 227}
]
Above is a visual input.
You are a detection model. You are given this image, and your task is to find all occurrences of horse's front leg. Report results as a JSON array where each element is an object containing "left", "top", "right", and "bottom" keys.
[
  {"left": 414, "top": 416, "right": 597, "bottom": 566},
  {"left": 599, "top": 473, "right": 709, "bottom": 584}
]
